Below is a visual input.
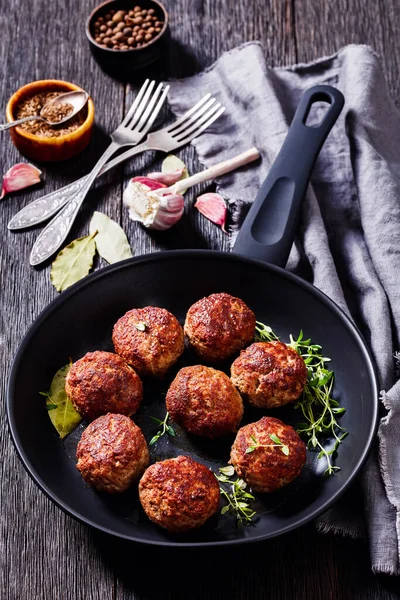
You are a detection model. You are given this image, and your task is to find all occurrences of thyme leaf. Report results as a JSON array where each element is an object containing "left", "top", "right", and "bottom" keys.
[
  {"left": 215, "top": 467, "right": 256, "bottom": 527},
  {"left": 245, "top": 433, "right": 290, "bottom": 456},
  {"left": 149, "top": 412, "right": 176, "bottom": 446},
  {"left": 255, "top": 321, "right": 280, "bottom": 342},
  {"left": 255, "top": 322, "right": 347, "bottom": 476}
]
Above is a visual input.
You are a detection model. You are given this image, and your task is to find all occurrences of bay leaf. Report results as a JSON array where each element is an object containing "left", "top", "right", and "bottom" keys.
[
  {"left": 162, "top": 154, "right": 189, "bottom": 194},
  {"left": 89, "top": 211, "right": 132, "bottom": 264},
  {"left": 50, "top": 232, "right": 97, "bottom": 292},
  {"left": 40, "top": 364, "right": 81, "bottom": 439}
]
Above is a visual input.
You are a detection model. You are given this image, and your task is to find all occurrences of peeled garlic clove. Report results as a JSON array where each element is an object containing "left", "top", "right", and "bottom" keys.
[
  {"left": 146, "top": 168, "right": 184, "bottom": 186},
  {"left": 131, "top": 176, "right": 166, "bottom": 191},
  {"left": 1, "top": 162, "right": 42, "bottom": 199},
  {"left": 149, "top": 194, "right": 185, "bottom": 231},
  {"left": 194, "top": 193, "right": 228, "bottom": 233}
]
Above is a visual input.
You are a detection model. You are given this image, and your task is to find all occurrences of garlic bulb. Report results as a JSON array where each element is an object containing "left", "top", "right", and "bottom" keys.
[
  {"left": 123, "top": 178, "right": 184, "bottom": 230},
  {"left": 123, "top": 147, "right": 260, "bottom": 232}
]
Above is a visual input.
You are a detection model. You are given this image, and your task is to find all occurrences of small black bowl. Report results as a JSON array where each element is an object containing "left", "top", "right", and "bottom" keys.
[{"left": 86, "top": 0, "right": 169, "bottom": 74}]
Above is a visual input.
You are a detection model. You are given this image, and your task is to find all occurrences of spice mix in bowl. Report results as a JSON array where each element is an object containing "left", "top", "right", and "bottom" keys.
[{"left": 6, "top": 80, "right": 95, "bottom": 162}]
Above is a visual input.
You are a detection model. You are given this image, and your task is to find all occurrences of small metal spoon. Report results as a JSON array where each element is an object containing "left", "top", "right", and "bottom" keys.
[{"left": 0, "top": 90, "right": 89, "bottom": 132}]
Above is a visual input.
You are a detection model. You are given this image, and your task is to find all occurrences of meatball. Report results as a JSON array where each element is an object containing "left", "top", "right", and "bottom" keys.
[
  {"left": 230, "top": 416, "right": 306, "bottom": 492},
  {"left": 65, "top": 350, "right": 143, "bottom": 421},
  {"left": 230, "top": 341, "right": 307, "bottom": 408},
  {"left": 138, "top": 455, "right": 220, "bottom": 532},
  {"left": 166, "top": 365, "right": 244, "bottom": 438},
  {"left": 184, "top": 292, "right": 256, "bottom": 362},
  {"left": 76, "top": 413, "right": 149, "bottom": 493},
  {"left": 112, "top": 306, "right": 184, "bottom": 378}
]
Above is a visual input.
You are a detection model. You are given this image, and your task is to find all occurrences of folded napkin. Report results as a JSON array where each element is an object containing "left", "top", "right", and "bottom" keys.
[{"left": 167, "top": 43, "right": 400, "bottom": 575}]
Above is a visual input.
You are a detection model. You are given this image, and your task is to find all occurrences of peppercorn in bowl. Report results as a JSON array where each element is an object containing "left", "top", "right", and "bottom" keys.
[
  {"left": 6, "top": 79, "right": 95, "bottom": 162},
  {"left": 86, "top": 0, "right": 169, "bottom": 73}
]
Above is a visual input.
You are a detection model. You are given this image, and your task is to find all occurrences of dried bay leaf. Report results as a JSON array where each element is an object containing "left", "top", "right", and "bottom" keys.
[
  {"left": 40, "top": 364, "right": 81, "bottom": 439},
  {"left": 89, "top": 211, "right": 132, "bottom": 264},
  {"left": 162, "top": 154, "right": 189, "bottom": 194},
  {"left": 50, "top": 232, "right": 97, "bottom": 292}
]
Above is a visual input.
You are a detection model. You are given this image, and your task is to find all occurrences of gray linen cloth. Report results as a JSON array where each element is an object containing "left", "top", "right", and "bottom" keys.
[{"left": 166, "top": 43, "right": 400, "bottom": 575}]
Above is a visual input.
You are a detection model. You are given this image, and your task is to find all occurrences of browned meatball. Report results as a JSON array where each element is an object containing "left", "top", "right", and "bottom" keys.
[
  {"left": 65, "top": 350, "right": 143, "bottom": 421},
  {"left": 76, "top": 413, "right": 150, "bottom": 493},
  {"left": 112, "top": 306, "right": 184, "bottom": 378},
  {"left": 138, "top": 455, "right": 220, "bottom": 532},
  {"left": 184, "top": 292, "right": 256, "bottom": 362},
  {"left": 230, "top": 341, "right": 307, "bottom": 408},
  {"left": 166, "top": 365, "right": 244, "bottom": 438},
  {"left": 230, "top": 416, "right": 306, "bottom": 492}
]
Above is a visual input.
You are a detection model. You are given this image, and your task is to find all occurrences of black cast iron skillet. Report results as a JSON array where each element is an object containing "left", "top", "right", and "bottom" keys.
[{"left": 7, "top": 85, "right": 379, "bottom": 547}]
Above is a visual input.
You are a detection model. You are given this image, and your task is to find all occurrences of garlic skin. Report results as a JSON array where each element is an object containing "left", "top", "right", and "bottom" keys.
[
  {"left": 146, "top": 168, "right": 184, "bottom": 186},
  {"left": 131, "top": 176, "right": 166, "bottom": 191},
  {"left": 1, "top": 162, "right": 42, "bottom": 199},
  {"left": 150, "top": 194, "right": 185, "bottom": 230},
  {"left": 123, "top": 179, "right": 184, "bottom": 230}
]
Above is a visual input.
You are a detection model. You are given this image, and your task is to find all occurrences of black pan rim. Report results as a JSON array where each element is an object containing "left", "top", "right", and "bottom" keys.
[{"left": 7, "top": 249, "right": 380, "bottom": 547}]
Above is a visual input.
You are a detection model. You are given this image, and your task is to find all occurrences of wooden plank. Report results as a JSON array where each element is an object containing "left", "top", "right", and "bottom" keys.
[
  {"left": 1, "top": 0, "right": 400, "bottom": 598},
  {"left": 293, "top": 0, "right": 400, "bottom": 106},
  {"left": 0, "top": 0, "right": 122, "bottom": 597}
]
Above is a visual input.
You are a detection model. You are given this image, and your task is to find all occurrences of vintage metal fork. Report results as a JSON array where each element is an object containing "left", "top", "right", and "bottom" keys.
[
  {"left": 29, "top": 79, "right": 170, "bottom": 266},
  {"left": 9, "top": 93, "right": 225, "bottom": 233}
]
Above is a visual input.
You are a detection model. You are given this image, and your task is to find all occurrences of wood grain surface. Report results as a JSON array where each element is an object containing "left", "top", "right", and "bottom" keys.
[{"left": 1, "top": 0, "right": 400, "bottom": 598}]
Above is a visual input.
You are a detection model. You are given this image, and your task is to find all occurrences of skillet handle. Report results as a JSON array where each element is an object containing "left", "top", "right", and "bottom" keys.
[{"left": 232, "top": 85, "right": 344, "bottom": 267}]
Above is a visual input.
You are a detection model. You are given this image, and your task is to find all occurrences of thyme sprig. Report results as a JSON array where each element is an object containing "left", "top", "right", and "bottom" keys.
[
  {"left": 255, "top": 322, "right": 280, "bottom": 342},
  {"left": 149, "top": 411, "right": 176, "bottom": 446},
  {"left": 215, "top": 466, "right": 256, "bottom": 527},
  {"left": 255, "top": 322, "right": 347, "bottom": 476},
  {"left": 245, "top": 433, "right": 290, "bottom": 456}
]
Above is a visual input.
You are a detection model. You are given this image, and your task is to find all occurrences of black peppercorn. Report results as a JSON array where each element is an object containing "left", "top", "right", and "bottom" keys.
[{"left": 92, "top": 4, "right": 164, "bottom": 51}]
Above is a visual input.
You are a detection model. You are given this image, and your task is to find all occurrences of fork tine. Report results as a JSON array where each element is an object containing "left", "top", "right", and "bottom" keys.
[
  {"left": 120, "top": 79, "right": 152, "bottom": 126},
  {"left": 167, "top": 98, "right": 218, "bottom": 135},
  {"left": 122, "top": 80, "right": 156, "bottom": 127},
  {"left": 173, "top": 103, "right": 224, "bottom": 140},
  {"left": 131, "top": 82, "right": 167, "bottom": 132},
  {"left": 136, "top": 84, "right": 170, "bottom": 135},
  {"left": 163, "top": 93, "right": 212, "bottom": 131},
  {"left": 166, "top": 97, "right": 216, "bottom": 134},
  {"left": 175, "top": 105, "right": 226, "bottom": 144}
]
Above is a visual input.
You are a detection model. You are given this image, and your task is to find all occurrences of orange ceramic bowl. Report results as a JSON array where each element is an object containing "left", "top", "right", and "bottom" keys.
[{"left": 6, "top": 79, "right": 95, "bottom": 162}]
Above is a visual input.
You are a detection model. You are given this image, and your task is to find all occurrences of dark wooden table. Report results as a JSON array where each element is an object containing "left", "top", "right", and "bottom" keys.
[{"left": 2, "top": 0, "right": 400, "bottom": 598}]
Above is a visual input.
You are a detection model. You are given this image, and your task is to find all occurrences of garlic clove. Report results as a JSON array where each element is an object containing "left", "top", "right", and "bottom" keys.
[
  {"left": 131, "top": 176, "right": 166, "bottom": 191},
  {"left": 194, "top": 193, "right": 228, "bottom": 233},
  {"left": 1, "top": 162, "right": 42, "bottom": 199},
  {"left": 149, "top": 194, "right": 185, "bottom": 231},
  {"left": 146, "top": 168, "right": 184, "bottom": 186}
]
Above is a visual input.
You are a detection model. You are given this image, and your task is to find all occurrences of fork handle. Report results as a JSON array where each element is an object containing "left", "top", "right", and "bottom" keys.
[
  {"left": 30, "top": 142, "right": 120, "bottom": 266},
  {"left": 8, "top": 140, "right": 151, "bottom": 230}
]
